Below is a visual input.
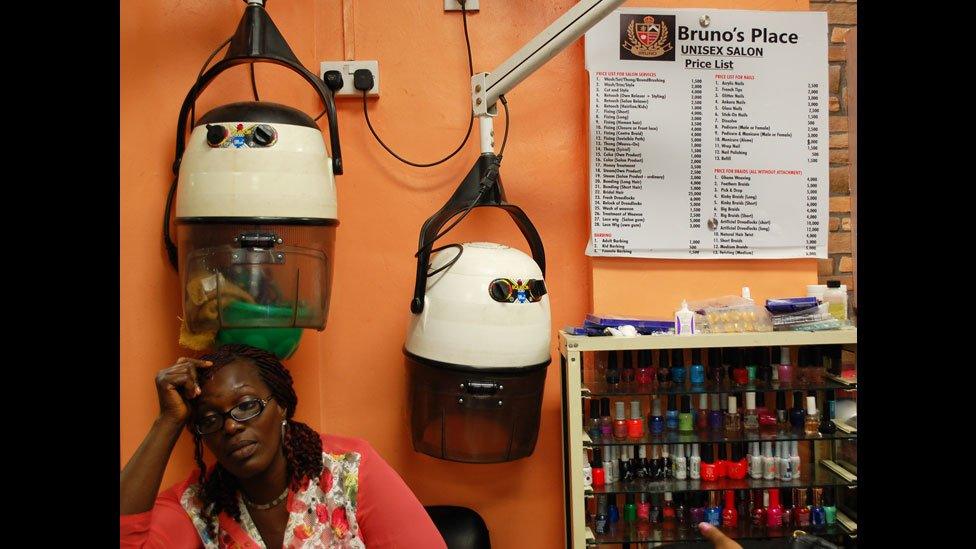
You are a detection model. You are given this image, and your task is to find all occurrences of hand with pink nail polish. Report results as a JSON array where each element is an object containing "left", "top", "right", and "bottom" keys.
[{"left": 698, "top": 521, "right": 743, "bottom": 549}]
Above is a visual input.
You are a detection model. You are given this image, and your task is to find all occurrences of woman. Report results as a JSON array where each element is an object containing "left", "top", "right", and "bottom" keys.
[{"left": 120, "top": 344, "right": 446, "bottom": 548}]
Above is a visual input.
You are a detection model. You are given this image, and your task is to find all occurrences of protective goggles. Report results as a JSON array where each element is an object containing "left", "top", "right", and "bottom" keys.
[{"left": 488, "top": 278, "right": 547, "bottom": 303}]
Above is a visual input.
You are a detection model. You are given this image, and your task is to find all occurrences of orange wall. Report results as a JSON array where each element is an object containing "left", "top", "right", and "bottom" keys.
[{"left": 121, "top": 1, "right": 807, "bottom": 547}]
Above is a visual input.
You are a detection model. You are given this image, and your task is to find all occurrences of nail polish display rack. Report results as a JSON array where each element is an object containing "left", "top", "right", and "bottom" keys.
[{"left": 559, "top": 329, "right": 858, "bottom": 548}]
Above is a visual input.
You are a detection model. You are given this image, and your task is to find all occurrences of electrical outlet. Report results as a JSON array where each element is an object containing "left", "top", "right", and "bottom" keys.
[
  {"left": 319, "top": 60, "right": 379, "bottom": 98},
  {"left": 445, "top": 0, "right": 479, "bottom": 11}
]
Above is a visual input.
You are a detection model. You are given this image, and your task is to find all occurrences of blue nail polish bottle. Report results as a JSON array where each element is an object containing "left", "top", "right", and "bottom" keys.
[
  {"left": 649, "top": 398, "right": 665, "bottom": 434},
  {"left": 671, "top": 349, "right": 686, "bottom": 384},
  {"left": 666, "top": 396, "right": 679, "bottom": 431},
  {"left": 690, "top": 348, "right": 705, "bottom": 384}
]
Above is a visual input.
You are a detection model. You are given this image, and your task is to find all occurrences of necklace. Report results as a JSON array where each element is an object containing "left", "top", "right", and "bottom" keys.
[{"left": 242, "top": 486, "right": 289, "bottom": 510}]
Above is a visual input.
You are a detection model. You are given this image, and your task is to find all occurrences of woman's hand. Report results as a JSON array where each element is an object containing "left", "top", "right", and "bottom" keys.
[
  {"left": 155, "top": 357, "right": 213, "bottom": 425},
  {"left": 698, "top": 522, "right": 744, "bottom": 549}
]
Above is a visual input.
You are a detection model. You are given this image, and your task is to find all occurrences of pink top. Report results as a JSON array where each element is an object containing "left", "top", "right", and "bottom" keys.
[{"left": 120, "top": 433, "right": 446, "bottom": 548}]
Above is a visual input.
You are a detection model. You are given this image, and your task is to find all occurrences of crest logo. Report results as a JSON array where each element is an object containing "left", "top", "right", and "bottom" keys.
[{"left": 620, "top": 14, "right": 675, "bottom": 61}]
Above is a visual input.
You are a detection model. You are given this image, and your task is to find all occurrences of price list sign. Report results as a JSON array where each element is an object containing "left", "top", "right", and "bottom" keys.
[{"left": 585, "top": 9, "right": 829, "bottom": 259}]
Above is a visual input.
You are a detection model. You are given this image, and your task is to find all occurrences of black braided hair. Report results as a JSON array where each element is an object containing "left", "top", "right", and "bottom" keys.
[{"left": 190, "top": 344, "right": 323, "bottom": 536}]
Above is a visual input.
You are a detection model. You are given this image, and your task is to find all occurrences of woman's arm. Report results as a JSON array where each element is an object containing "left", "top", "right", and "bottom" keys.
[{"left": 120, "top": 478, "right": 203, "bottom": 548}]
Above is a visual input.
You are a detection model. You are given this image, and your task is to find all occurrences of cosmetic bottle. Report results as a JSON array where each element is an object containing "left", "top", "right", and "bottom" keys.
[
  {"left": 749, "top": 441, "right": 762, "bottom": 479},
  {"left": 689, "top": 492, "right": 706, "bottom": 526},
  {"left": 727, "top": 442, "right": 747, "bottom": 480},
  {"left": 650, "top": 444, "right": 664, "bottom": 481},
  {"left": 606, "top": 351, "right": 620, "bottom": 387},
  {"left": 825, "top": 280, "right": 848, "bottom": 322},
  {"left": 781, "top": 487, "right": 794, "bottom": 528},
  {"left": 637, "top": 493, "right": 650, "bottom": 522},
  {"left": 671, "top": 349, "right": 686, "bottom": 385},
  {"left": 790, "top": 440, "right": 801, "bottom": 480},
  {"left": 737, "top": 489, "right": 750, "bottom": 524},
  {"left": 762, "top": 441, "right": 777, "bottom": 480},
  {"left": 622, "top": 350, "right": 635, "bottom": 385},
  {"left": 696, "top": 393, "right": 710, "bottom": 431},
  {"left": 674, "top": 443, "right": 688, "bottom": 480},
  {"left": 705, "top": 491, "right": 721, "bottom": 526},
  {"left": 661, "top": 444, "right": 673, "bottom": 480},
  {"left": 592, "top": 448, "right": 605, "bottom": 487},
  {"left": 637, "top": 349, "right": 653, "bottom": 385},
  {"left": 766, "top": 488, "right": 783, "bottom": 528},
  {"left": 666, "top": 395, "right": 679, "bottom": 431},
  {"left": 731, "top": 348, "right": 748, "bottom": 385},
  {"left": 778, "top": 440, "right": 793, "bottom": 481},
  {"left": 724, "top": 395, "right": 741, "bottom": 434},
  {"left": 624, "top": 493, "right": 637, "bottom": 524},
  {"left": 619, "top": 446, "right": 633, "bottom": 482},
  {"left": 708, "top": 393, "right": 724, "bottom": 431},
  {"left": 757, "top": 392, "right": 776, "bottom": 429},
  {"left": 823, "top": 487, "right": 836, "bottom": 525},
  {"left": 751, "top": 490, "right": 767, "bottom": 527},
  {"left": 663, "top": 492, "right": 676, "bottom": 522},
  {"left": 638, "top": 445, "right": 650, "bottom": 479},
  {"left": 716, "top": 443, "right": 728, "bottom": 479},
  {"left": 808, "top": 346, "right": 825, "bottom": 384},
  {"left": 588, "top": 398, "right": 602, "bottom": 440},
  {"left": 679, "top": 395, "right": 694, "bottom": 432},
  {"left": 649, "top": 398, "right": 665, "bottom": 435},
  {"left": 608, "top": 445, "right": 620, "bottom": 484},
  {"left": 648, "top": 493, "right": 661, "bottom": 525},
  {"left": 819, "top": 389, "right": 837, "bottom": 434},
  {"left": 810, "top": 487, "right": 825, "bottom": 528},
  {"left": 796, "top": 346, "right": 810, "bottom": 386},
  {"left": 608, "top": 494, "right": 620, "bottom": 524},
  {"left": 613, "top": 401, "right": 628, "bottom": 440},
  {"left": 690, "top": 348, "right": 705, "bottom": 384},
  {"left": 804, "top": 396, "right": 820, "bottom": 435},
  {"left": 770, "top": 346, "right": 781, "bottom": 382},
  {"left": 600, "top": 397, "right": 613, "bottom": 437},
  {"left": 757, "top": 346, "right": 772, "bottom": 384},
  {"left": 721, "top": 490, "right": 738, "bottom": 527},
  {"left": 628, "top": 400, "right": 644, "bottom": 439},
  {"left": 744, "top": 347, "right": 757, "bottom": 383},
  {"left": 630, "top": 444, "right": 642, "bottom": 481},
  {"left": 775, "top": 391, "right": 789, "bottom": 431},
  {"left": 708, "top": 348, "right": 725, "bottom": 384},
  {"left": 743, "top": 392, "right": 759, "bottom": 431},
  {"left": 657, "top": 348, "right": 671, "bottom": 388},
  {"left": 595, "top": 495, "right": 608, "bottom": 534},
  {"left": 794, "top": 488, "right": 810, "bottom": 527},
  {"left": 790, "top": 391, "right": 806, "bottom": 429},
  {"left": 700, "top": 443, "right": 717, "bottom": 481},
  {"left": 674, "top": 492, "right": 687, "bottom": 527},
  {"left": 689, "top": 443, "right": 701, "bottom": 480},
  {"left": 582, "top": 449, "right": 593, "bottom": 488},
  {"left": 778, "top": 346, "right": 793, "bottom": 383}
]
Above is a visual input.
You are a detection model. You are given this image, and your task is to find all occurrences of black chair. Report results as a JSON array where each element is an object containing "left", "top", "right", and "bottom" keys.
[{"left": 424, "top": 506, "right": 491, "bottom": 549}]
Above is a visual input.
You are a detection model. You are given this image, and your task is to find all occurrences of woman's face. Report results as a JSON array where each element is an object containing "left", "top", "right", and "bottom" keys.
[{"left": 192, "top": 359, "right": 286, "bottom": 479}]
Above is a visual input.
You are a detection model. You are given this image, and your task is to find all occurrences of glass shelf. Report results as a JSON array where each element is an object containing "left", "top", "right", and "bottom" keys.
[
  {"left": 585, "top": 519, "right": 847, "bottom": 545},
  {"left": 583, "top": 378, "right": 855, "bottom": 397},
  {"left": 582, "top": 428, "right": 856, "bottom": 447},
  {"left": 586, "top": 463, "right": 854, "bottom": 495}
]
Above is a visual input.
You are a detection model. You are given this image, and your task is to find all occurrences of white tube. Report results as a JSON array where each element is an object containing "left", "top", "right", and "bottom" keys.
[{"left": 479, "top": 115, "right": 495, "bottom": 154}]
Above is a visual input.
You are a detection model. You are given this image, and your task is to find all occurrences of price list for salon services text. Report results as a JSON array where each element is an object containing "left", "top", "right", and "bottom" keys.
[{"left": 584, "top": 9, "right": 829, "bottom": 258}]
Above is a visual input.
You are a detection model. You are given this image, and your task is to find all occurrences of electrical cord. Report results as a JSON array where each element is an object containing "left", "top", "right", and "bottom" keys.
[
  {"left": 190, "top": 36, "right": 233, "bottom": 127},
  {"left": 249, "top": 64, "right": 260, "bottom": 101},
  {"left": 360, "top": 2, "right": 476, "bottom": 167}
]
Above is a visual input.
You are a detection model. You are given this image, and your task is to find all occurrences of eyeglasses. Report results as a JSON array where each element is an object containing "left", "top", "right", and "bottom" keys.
[
  {"left": 488, "top": 278, "right": 547, "bottom": 303},
  {"left": 193, "top": 395, "right": 275, "bottom": 435}
]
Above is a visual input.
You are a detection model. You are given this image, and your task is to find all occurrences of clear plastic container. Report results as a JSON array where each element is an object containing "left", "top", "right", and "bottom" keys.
[{"left": 824, "top": 280, "right": 848, "bottom": 322}]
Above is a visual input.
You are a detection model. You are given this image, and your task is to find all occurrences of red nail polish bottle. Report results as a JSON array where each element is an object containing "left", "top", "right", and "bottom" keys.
[
  {"left": 622, "top": 350, "right": 636, "bottom": 384},
  {"left": 766, "top": 488, "right": 783, "bottom": 528},
  {"left": 751, "top": 489, "right": 768, "bottom": 527},
  {"left": 613, "top": 401, "right": 628, "bottom": 440},
  {"left": 716, "top": 443, "right": 729, "bottom": 479},
  {"left": 794, "top": 488, "right": 811, "bottom": 526},
  {"left": 636, "top": 349, "right": 653, "bottom": 385},
  {"left": 731, "top": 348, "right": 749, "bottom": 385},
  {"left": 696, "top": 393, "right": 710, "bottom": 432},
  {"left": 721, "top": 490, "right": 738, "bottom": 527},
  {"left": 781, "top": 486, "right": 794, "bottom": 528},
  {"left": 592, "top": 448, "right": 605, "bottom": 487},
  {"left": 627, "top": 400, "right": 644, "bottom": 438},
  {"left": 637, "top": 492, "right": 650, "bottom": 522},
  {"left": 700, "top": 443, "right": 717, "bottom": 481},
  {"left": 727, "top": 442, "right": 748, "bottom": 480}
]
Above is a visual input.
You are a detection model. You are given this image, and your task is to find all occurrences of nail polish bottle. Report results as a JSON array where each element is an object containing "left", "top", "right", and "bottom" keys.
[
  {"left": 751, "top": 489, "right": 767, "bottom": 527},
  {"left": 663, "top": 491, "right": 676, "bottom": 521},
  {"left": 608, "top": 494, "right": 620, "bottom": 524},
  {"left": 721, "top": 490, "right": 738, "bottom": 527},
  {"left": 657, "top": 348, "right": 671, "bottom": 388},
  {"left": 689, "top": 443, "right": 701, "bottom": 480},
  {"left": 588, "top": 399, "right": 603, "bottom": 440},
  {"left": 649, "top": 493, "right": 661, "bottom": 524},
  {"left": 624, "top": 493, "right": 637, "bottom": 524},
  {"left": 778, "top": 346, "right": 793, "bottom": 383},
  {"left": 716, "top": 443, "right": 728, "bottom": 479},
  {"left": 794, "top": 488, "right": 810, "bottom": 527},
  {"left": 790, "top": 391, "right": 806, "bottom": 429},
  {"left": 749, "top": 442, "right": 763, "bottom": 479},
  {"left": 649, "top": 397, "right": 665, "bottom": 435},
  {"left": 674, "top": 443, "right": 688, "bottom": 480},
  {"left": 638, "top": 492, "right": 650, "bottom": 522},
  {"left": 637, "top": 349, "right": 653, "bottom": 385},
  {"left": 650, "top": 444, "right": 663, "bottom": 481},
  {"left": 757, "top": 347, "right": 772, "bottom": 384},
  {"left": 607, "top": 445, "right": 619, "bottom": 484},
  {"left": 720, "top": 392, "right": 729, "bottom": 415},
  {"left": 606, "top": 351, "right": 620, "bottom": 388},
  {"left": 823, "top": 487, "right": 837, "bottom": 525},
  {"left": 599, "top": 398, "right": 613, "bottom": 437},
  {"left": 671, "top": 349, "right": 686, "bottom": 385},
  {"left": 666, "top": 395, "right": 680, "bottom": 431},
  {"left": 731, "top": 348, "right": 748, "bottom": 385},
  {"left": 592, "top": 448, "right": 605, "bottom": 486},
  {"left": 674, "top": 492, "right": 687, "bottom": 527},
  {"left": 762, "top": 441, "right": 777, "bottom": 480},
  {"left": 745, "top": 442, "right": 754, "bottom": 477},
  {"left": 595, "top": 495, "right": 609, "bottom": 534},
  {"left": 696, "top": 393, "right": 710, "bottom": 431},
  {"left": 808, "top": 346, "right": 826, "bottom": 384},
  {"left": 628, "top": 400, "right": 644, "bottom": 439},
  {"left": 662, "top": 444, "right": 673, "bottom": 480},
  {"left": 583, "top": 450, "right": 593, "bottom": 488},
  {"left": 630, "top": 444, "right": 643, "bottom": 480},
  {"left": 614, "top": 401, "right": 628, "bottom": 439},
  {"left": 638, "top": 445, "right": 650, "bottom": 479},
  {"left": 705, "top": 491, "right": 722, "bottom": 526},
  {"left": 810, "top": 487, "right": 825, "bottom": 528},
  {"left": 737, "top": 489, "right": 750, "bottom": 524},
  {"left": 778, "top": 440, "right": 793, "bottom": 481},
  {"left": 796, "top": 346, "right": 810, "bottom": 386},
  {"left": 804, "top": 396, "right": 820, "bottom": 435},
  {"left": 757, "top": 392, "right": 777, "bottom": 429},
  {"left": 622, "top": 350, "right": 635, "bottom": 385},
  {"left": 770, "top": 346, "right": 781, "bottom": 382},
  {"left": 700, "top": 443, "right": 717, "bottom": 481},
  {"left": 689, "top": 492, "right": 706, "bottom": 526},
  {"left": 744, "top": 347, "right": 758, "bottom": 383},
  {"left": 743, "top": 392, "right": 759, "bottom": 431},
  {"left": 727, "top": 442, "right": 747, "bottom": 480},
  {"left": 724, "top": 395, "right": 741, "bottom": 434},
  {"left": 708, "top": 348, "right": 725, "bottom": 384},
  {"left": 781, "top": 487, "right": 794, "bottom": 528},
  {"left": 708, "top": 393, "right": 724, "bottom": 431},
  {"left": 766, "top": 488, "right": 783, "bottom": 528},
  {"left": 775, "top": 391, "right": 790, "bottom": 432},
  {"left": 790, "top": 440, "right": 801, "bottom": 480},
  {"left": 679, "top": 395, "right": 694, "bottom": 432},
  {"left": 619, "top": 446, "right": 634, "bottom": 482},
  {"left": 690, "top": 348, "right": 705, "bottom": 384},
  {"left": 819, "top": 389, "right": 837, "bottom": 434}
]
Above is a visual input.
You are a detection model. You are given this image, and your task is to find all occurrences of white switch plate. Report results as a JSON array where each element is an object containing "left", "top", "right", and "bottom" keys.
[
  {"left": 319, "top": 60, "right": 380, "bottom": 98},
  {"left": 445, "top": 0, "right": 479, "bottom": 11}
]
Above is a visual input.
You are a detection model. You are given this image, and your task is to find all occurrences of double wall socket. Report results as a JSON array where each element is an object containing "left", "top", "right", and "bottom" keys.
[
  {"left": 445, "top": 0, "right": 479, "bottom": 11},
  {"left": 319, "top": 60, "right": 380, "bottom": 98}
]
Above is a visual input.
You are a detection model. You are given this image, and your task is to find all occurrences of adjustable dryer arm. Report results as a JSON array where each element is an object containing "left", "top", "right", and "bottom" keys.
[{"left": 470, "top": 0, "right": 627, "bottom": 152}]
